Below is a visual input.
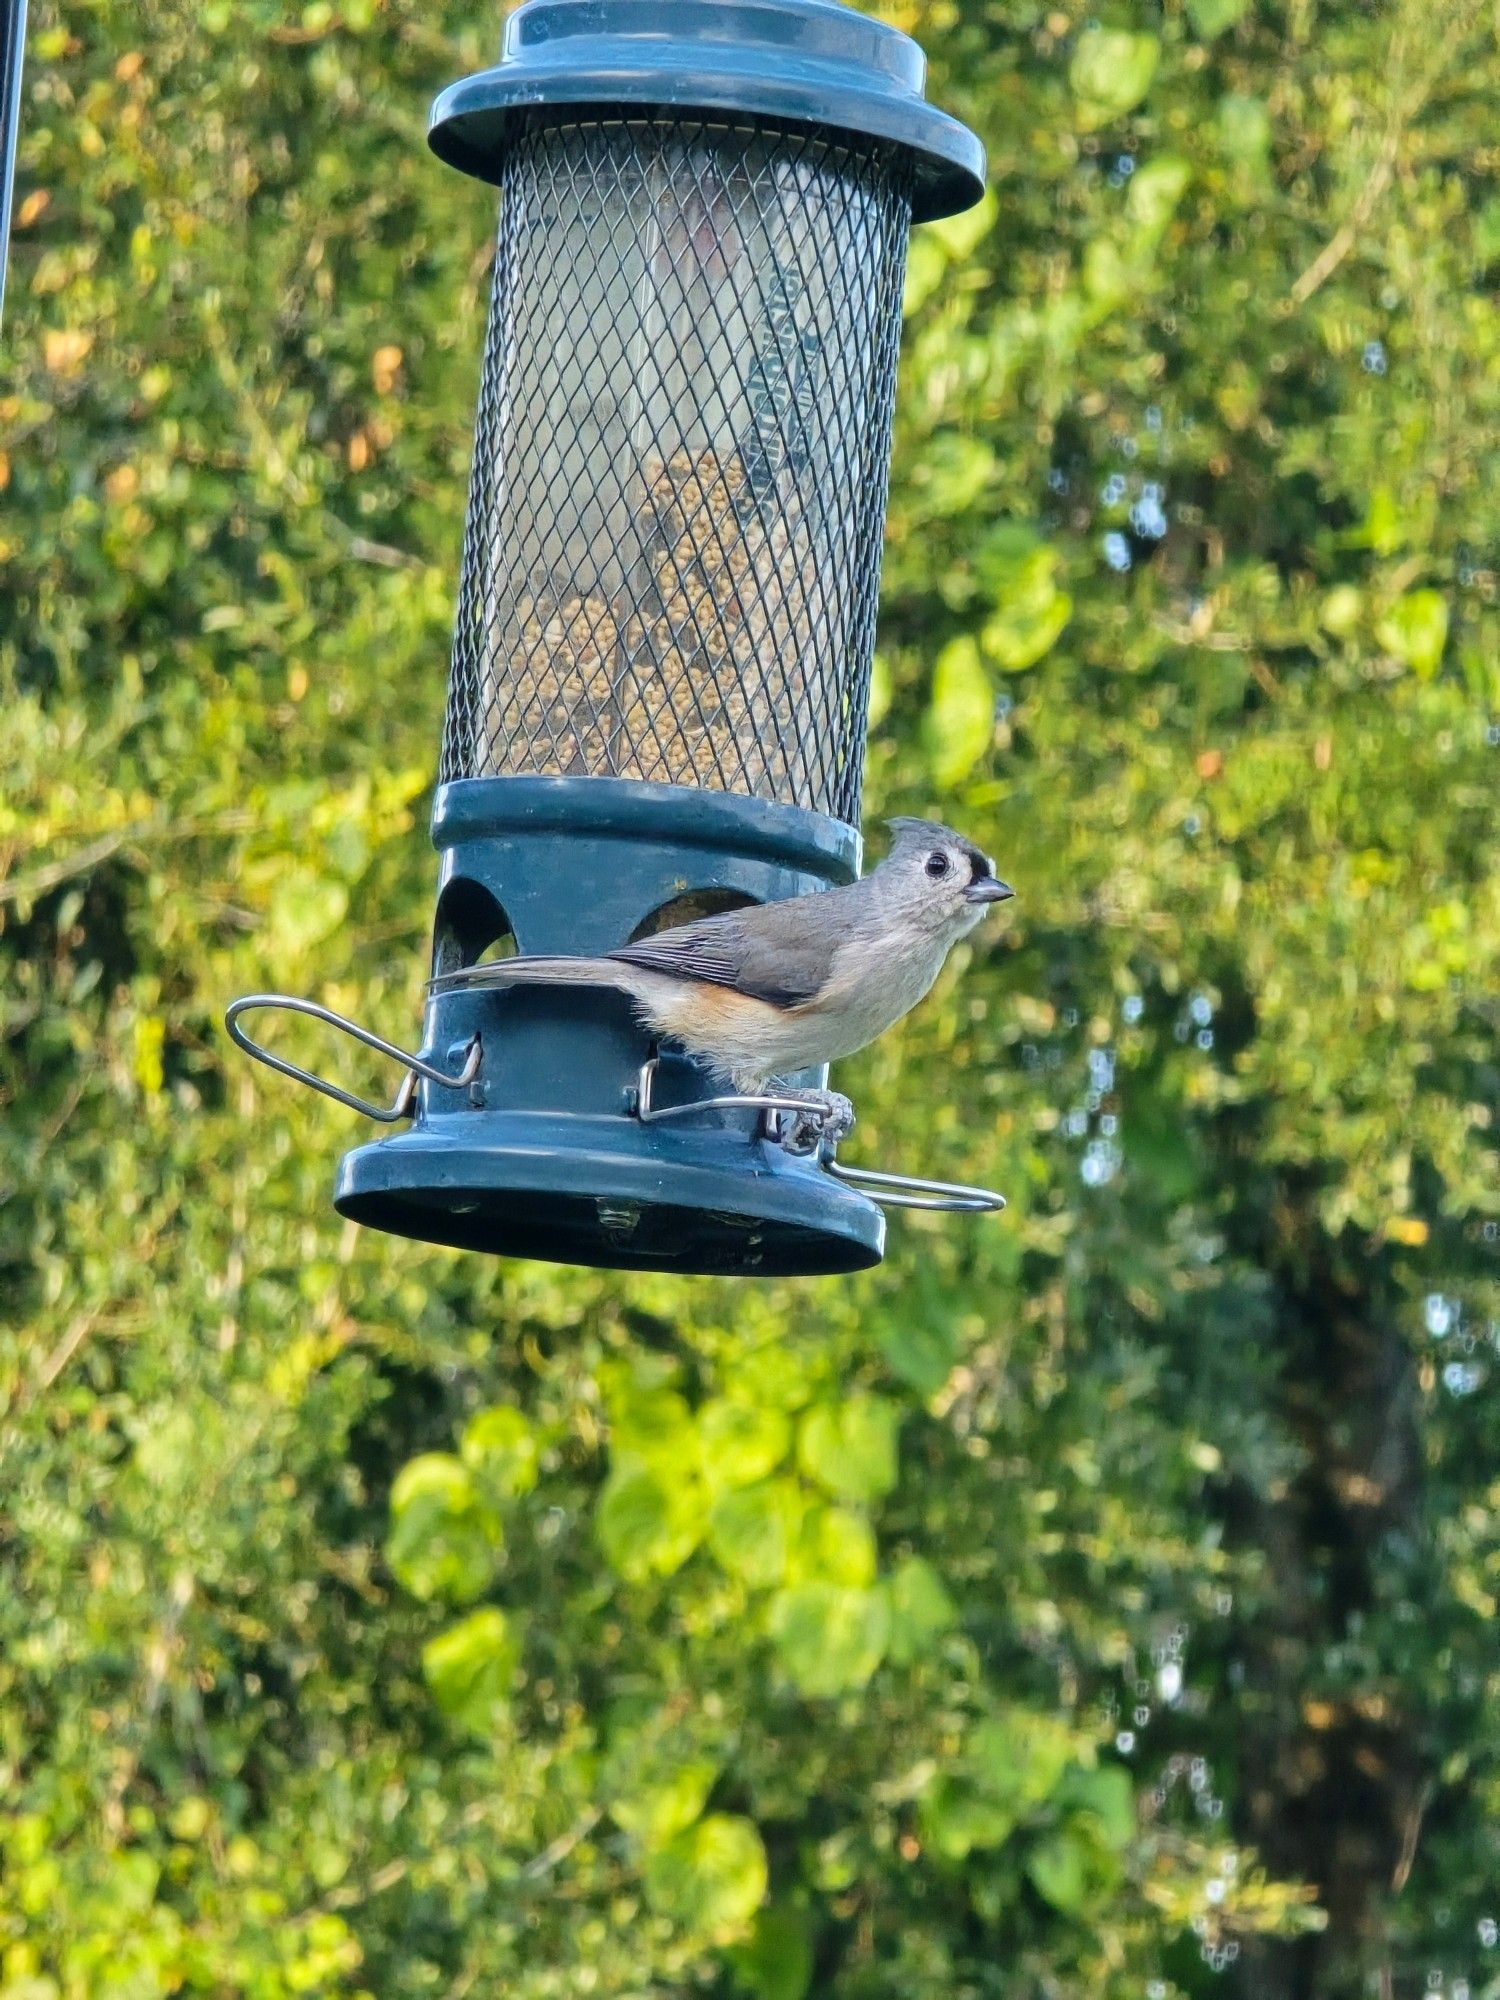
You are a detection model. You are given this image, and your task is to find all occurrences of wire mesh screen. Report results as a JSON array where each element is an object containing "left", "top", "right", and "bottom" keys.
[{"left": 441, "top": 115, "right": 912, "bottom": 825}]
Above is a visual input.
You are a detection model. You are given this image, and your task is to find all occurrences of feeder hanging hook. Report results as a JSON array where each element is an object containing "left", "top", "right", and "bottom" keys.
[{"left": 224, "top": 994, "right": 481, "bottom": 1123}]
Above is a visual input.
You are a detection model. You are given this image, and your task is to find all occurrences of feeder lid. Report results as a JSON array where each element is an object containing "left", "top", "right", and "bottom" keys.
[{"left": 428, "top": 0, "right": 986, "bottom": 223}]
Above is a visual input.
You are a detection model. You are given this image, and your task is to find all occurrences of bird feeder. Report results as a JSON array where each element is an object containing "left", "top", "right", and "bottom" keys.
[{"left": 228, "top": 0, "right": 995, "bottom": 1276}]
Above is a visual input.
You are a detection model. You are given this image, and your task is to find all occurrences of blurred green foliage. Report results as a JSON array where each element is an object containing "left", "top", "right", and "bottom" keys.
[{"left": 1, "top": 0, "right": 1497, "bottom": 1996}]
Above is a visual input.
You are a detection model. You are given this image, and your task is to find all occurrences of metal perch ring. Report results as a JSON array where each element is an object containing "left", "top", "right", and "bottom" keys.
[
  {"left": 632, "top": 1057, "right": 1005, "bottom": 1214},
  {"left": 224, "top": 994, "right": 481, "bottom": 1123}
]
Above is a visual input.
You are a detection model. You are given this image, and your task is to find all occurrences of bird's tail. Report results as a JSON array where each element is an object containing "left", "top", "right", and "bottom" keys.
[{"left": 428, "top": 954, "right": 640, "bottom": 999}]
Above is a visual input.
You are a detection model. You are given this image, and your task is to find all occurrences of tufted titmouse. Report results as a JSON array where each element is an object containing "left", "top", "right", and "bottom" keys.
[{"left": 445, "top": 818, "right": 1013, "bottom": 1139}]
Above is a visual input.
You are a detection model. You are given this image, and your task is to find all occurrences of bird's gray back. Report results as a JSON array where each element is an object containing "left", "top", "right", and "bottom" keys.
[{"left": 608, "top": 875, "right": 889, "bottom": 1012}]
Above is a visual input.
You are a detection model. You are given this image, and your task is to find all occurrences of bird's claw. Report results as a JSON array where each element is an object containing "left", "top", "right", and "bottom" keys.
[{"left": 771, "top": 1089, "right": 857, "bottom": 1157}]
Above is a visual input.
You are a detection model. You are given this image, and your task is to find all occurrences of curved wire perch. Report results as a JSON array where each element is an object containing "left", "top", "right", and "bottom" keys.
[
  {"left": 823, "top": 1156, "right": 1005, "bottom": 1213},
  {"left": 224, "top": 994, "right": 481, "bottom": 1122},
  {"left": 632, "top": 1054, "right": 819, "bottom": 1129},
  {"left": 223, "top": 1007, "right": 1004, "bottom": 1212},
  {"left": 632, "top": 1057, "right": 1006, "bottom": 1214}
]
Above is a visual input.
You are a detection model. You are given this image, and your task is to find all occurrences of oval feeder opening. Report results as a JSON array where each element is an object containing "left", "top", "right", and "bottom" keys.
[
  {"left": 431, "top": 879, "right": 517, "bottom": 982},
  {"left": 629, "top": 887, "right": 761, "bottom": 943},
  {"left": 235, "top": 0, "right": 991, "bottom": 1275}
]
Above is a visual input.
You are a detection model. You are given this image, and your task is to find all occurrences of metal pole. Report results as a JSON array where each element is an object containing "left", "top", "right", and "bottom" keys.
[{"left": 0, "top": 0, "right": 27, "bottom": 334}]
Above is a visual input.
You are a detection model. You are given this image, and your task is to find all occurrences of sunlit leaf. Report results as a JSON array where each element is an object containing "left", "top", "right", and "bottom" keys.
[
  {"left": 730, "top": 1899, "right": 815, "bottom": 2000},
  {"left": 792, "top": 1504, "right": 878, "bottom": 1588},
  {"left": 385, "top": 1455, "right": 499, "bottom": 1606},
  {"left": 1375, "top": 590, "right": 1449, "bottom": 679},
  {"left": 1026, "top": 1829, "right": 1092, "bottom": 1914},
  {"left": 1126, "top": 156, "right": 1192, "bottom": 234},
  {"left": 922, "top": 635, "right": 994, "bottom": 786},
  {"left": 422, "top": 1608, "right": 519, "bottom": 1735},
  {"left": 919, "top": 1777, "right": 1018, "bottom": 1859},
  {"left": 796, "top": 1397, "right": 900, "bottom": 1504},
  {"left": 611, "top": 1760, "right": 718, "bottom": 1847},
  {"left": 642, "top": 1814, "right": 768, "bottom": 1937},
  {"left": 883, "top": 1557, "right": 959, "bottom": 1665},
  {"left": 768, "top": 1584, "right": 891, "bottom": 1696},
  {"left": 878, "top": 1314, "right": 958, "bottom": 1395},
  {"left": 707, "top": 1479, "right": 802, "bottom": 1588},
  {"left": 461, "top": 1405, "right": 540, "bottom": 1501},
  {"left": 1069, "top": 30, "right": 1160, "bottom": 129},
  {"left": 1186, "top": 0, "right": 1248, "bottom": 38},
  {"left": 697, "top": 1399, "right": 790, "bottom": 1491},
  {"left": 596, "top": 1465, "right": 706, "bottom": 1580}
]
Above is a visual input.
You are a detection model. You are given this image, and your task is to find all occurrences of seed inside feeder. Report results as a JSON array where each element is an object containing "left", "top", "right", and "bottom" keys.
[
  {"left": 446, "top": 117, "right": 914, "bottom": 825},
  {"left": 482, "top": 444, "right": 820, "bottom": 795}
]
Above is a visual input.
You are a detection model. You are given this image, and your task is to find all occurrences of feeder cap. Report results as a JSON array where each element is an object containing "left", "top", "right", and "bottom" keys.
[{"left": 428, "top": 0, "right": 986, "bottom": 223}]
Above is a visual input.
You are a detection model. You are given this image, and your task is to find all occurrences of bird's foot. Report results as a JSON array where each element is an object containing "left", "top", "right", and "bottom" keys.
[{"left": 769, "top": 1088, "right": 856, "bottom": 1157}]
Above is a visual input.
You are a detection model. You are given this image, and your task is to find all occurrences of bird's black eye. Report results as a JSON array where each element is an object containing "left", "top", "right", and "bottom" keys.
[{"left": 925, "top": 851, "right": 950, "bottom": 879}]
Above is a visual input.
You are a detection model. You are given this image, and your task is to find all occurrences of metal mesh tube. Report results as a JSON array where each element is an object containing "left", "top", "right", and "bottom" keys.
[{"left": 441, "top": 114, "right": 911, "bottom": 827}]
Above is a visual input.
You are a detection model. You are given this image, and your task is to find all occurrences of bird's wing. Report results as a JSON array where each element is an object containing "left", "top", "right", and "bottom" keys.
[{"left": 608, "top": 899, "right": 846, "bottom": 1012}]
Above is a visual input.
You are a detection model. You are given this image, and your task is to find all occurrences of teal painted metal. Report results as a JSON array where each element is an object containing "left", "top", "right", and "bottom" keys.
[
  {"left": 428, "top": 0, "right": 986, "bottom": 223},
  {"left": 335, "top": 778, "right": 885, "bottom": 1275}
]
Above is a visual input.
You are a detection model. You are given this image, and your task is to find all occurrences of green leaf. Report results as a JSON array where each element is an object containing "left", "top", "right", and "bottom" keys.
[
  {"left": 1476, "top": 195, "right": 1500, "bottom": 265},
  {"left": 1186, "top": 0, "right": 1248, "bottom": 37},
  {"left": 1376, "top": 590, "right": 1449, "bottom": 678},
  {"left": 1216, "top": 93, "right": 1273, "bottom": 170},
  {"left": 1082, "top": 234, "right": 1135, "bottom": 307},
  {"left": 974, "top": 526, "right": 1072, "bottom": 672},
  {"left": 731, "top": 1900, "right": 815, "bottom": 2000},
  {"left": 1057, "top": 1765, "right": 1136, "bottom": 1850},
  {"left": 1356, "top": 485, "right": 1408, "bottom": 555},
  {"left": 460, "top": 1405, "right": 539, "bottom": 1502},
  {"left": 265, "top": 866, "right": 348, "bottom": 959},
  {"left": 385, "top": 1454, "right": 498, "bottom": 1605},
  {"left": 1026, "top": 1829, "right": 1092, "bottom": 1914},
  {"left": 879, "top": 1313, "right": 958, "bottom": 1396},
  {"left": 134, "top": 1408, "right": 198, "bottom": 1489},
  {"left": 970, "top": 1711, "right": 1075, "bottom": 1810},
  {"left": 707, "top": 1479, "right": 802, "bottom": 1588},
  {"left": 1320, "top": 584, "right": 1364, "bottom": 637},
  {"left": 883, "top": 1557, "right": 959, "bottom": 1665},
  {"left": 1126, "top": 1089, "right": 1202, "bottom": 1203},
  {"left": 1027, "top": 1816, "right": 1125, "bottom": 1912},
  {"left": 1126, "top": 156, "right": 1192, "bottom": 235},
  {"left": 972, "top": 521, "right": 1051, "bottom": 600},
  {"left": 792, "top": 1505, "right": 878, "bottom": 1588},
  {"left": 902, "top": 233, "right": 949, "bottom": 317},
  {"left": 611, "top": 1760, "right": 718, "bottom": 1847},
  {"left": 1069, "top": 30, "right": 1160, "bottom": 130},
  {"left": 912, "top": 432, "right": 998, "bottom": 519},
  {"left": 642, "top": 1814, "right": 768, "bottom": 1937},
  {"left": 796, "top": 1396, "right": 900, "bottom": 1504},
  {"left": 421, "top": 1608, "right": 518, "bottom": 1735},
  {"left": 697, "top": 1399, "right": 791, "bottom": 1492},
  {"left": 983, "top": 591, "right": 1073, "bottom": 674},
  {"left": 768, "top": 1583, "right": 891, "bottom": 1697},
  {"left": 922, "top": 636, "right": 995, "bottom": 787},
  {"left": 596, "top": 1464, "right": 705, "bottom": 1580},
  {"left": 926, "top": 185, "right": 999, "bottom": 262},
  {"left": 608, "top": 1382, "right": 701, "bottom": 1474},
  {"left": 919, "top": 1777, "right": 1018, "bottom": 1859}
]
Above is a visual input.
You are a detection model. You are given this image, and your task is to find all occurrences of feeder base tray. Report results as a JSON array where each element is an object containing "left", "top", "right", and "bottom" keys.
[{"left": 334, "top": 1113, "right": 885, "bottom": 1277}]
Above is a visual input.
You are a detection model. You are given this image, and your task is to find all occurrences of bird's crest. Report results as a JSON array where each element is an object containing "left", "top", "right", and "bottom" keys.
[
  {"left": 884, "top": 816, "right": 998, "bottom": 882},
  {"left": 884, "top": 815, "right": 965, "bottom": 846}
]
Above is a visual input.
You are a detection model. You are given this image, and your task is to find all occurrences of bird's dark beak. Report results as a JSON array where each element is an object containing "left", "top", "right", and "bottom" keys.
[{"left": 965, "top": 876, "right": 1015, "bottom": 906}]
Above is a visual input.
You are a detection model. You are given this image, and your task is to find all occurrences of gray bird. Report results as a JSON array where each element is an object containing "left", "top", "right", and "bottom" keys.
[{"left": 443, "top": 818, "right": 1013, "bottom": 1141}]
